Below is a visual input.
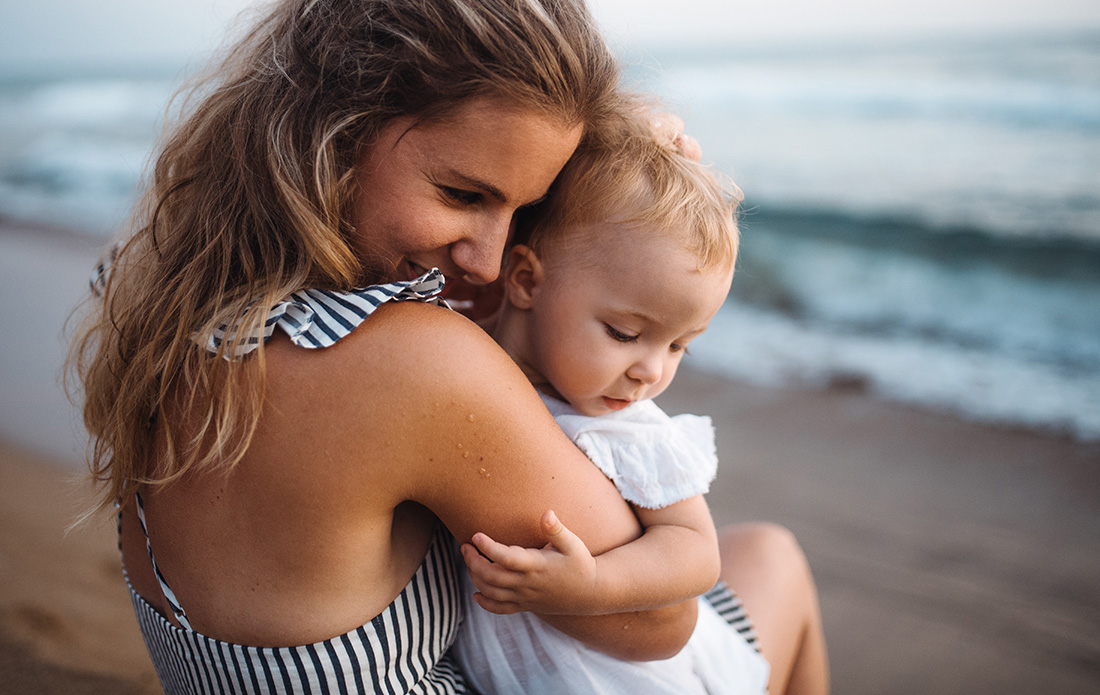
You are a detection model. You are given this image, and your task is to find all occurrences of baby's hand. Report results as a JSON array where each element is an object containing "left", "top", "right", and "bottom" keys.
[{"left": 461, "top": 510, "right": 600, "bottom": 615}]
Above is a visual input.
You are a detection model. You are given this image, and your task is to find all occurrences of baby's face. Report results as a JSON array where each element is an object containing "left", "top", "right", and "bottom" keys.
[{"left": 526, "top": 227, "right": 732, "bottom": 417}]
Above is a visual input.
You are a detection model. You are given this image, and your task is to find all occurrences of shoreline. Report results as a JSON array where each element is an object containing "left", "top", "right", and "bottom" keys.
[{"left": 2, "top": 220, "right": 1099, "bottom": 693}]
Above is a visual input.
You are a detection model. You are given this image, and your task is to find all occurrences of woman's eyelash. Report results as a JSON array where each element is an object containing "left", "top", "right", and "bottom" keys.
[
  {"left": 605, "top": 325, "right": 637, "bottom": 343},
  {"left": 440, "top": 186, "right": 481, "bottom": 205}
]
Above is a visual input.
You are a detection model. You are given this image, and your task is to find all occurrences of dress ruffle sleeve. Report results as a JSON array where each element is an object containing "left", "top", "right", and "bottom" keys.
[{"left": 539, "top": 394, "right": 718, "bottom": 509}]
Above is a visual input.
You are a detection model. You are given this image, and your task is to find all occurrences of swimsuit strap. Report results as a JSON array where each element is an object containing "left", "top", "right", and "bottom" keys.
[
  {"left": 134, "top": 491, "right": 193, "bottom": 630},
  {"left": 206, "top": 268, "right": 447, "bottom": 358}
]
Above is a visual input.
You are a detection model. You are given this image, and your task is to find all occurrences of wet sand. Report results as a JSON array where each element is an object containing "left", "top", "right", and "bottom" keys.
[{"left": 2, "top": 221, "right": 1098, "bottom": 693}]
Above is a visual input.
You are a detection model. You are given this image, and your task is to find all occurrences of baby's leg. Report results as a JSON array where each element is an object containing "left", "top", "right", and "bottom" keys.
[{"left": 718, "top": 523, "right": 829, "bottom": 695}]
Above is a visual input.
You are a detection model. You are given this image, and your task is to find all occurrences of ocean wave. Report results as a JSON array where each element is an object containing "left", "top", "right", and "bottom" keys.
[
  {"left": 720, "top": 205, "right": 1100, "bottom": 441},
  {"left": 666, "top": 64, "right": 1100, "bottom": 131},
  {"left": 639, "top": 34, "right": 1100, "bottom": 131},
  {"left": 739, "top": 207, "right": 1100, "bottom": 281},
  {"left": 692, "top": 302, "right": 1100, "bottom": 441}
]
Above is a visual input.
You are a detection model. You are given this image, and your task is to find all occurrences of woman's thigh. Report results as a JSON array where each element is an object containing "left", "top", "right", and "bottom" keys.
[{"left": 718, "top": 523, "right": 829, "bottom": 695}]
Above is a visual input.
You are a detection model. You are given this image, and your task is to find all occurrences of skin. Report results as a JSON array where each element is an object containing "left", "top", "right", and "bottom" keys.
[
  {"left": 462, "top": 231, "right": 732, "bottom": 615},
  {"left": 350, "top": 102, "right": 573, "bottom": 286},
  {"left": 497, "top": 234, "right": 732, "bottom": 418},
  {"left": 118, "top": 96, "right": 698, "bottom": 660},
  {"left": 720, "top": 525, "right": 831, "bottom": 695}
]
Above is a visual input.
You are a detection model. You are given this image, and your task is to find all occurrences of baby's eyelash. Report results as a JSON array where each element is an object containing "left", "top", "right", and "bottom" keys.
[{"left": 605, "top": 325, "right": 637, "bottom": 343}]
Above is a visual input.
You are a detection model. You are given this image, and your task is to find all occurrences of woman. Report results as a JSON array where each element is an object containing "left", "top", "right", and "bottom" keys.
[{"left": 72, "top": 1, "right": 827, "bottom": 693}]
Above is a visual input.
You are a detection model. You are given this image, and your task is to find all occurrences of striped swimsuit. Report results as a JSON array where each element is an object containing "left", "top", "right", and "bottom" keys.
[
  {"left": 125, "top": 270, "right": 471, "bottom": 694},
  {"left": 129, "top": 512, "right": 469, "bottom": 695}
]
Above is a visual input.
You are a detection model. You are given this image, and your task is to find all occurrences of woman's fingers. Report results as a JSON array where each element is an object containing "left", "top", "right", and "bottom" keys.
[
  {"left": 673, "top": 132, "right": 702, "bottom": 161},
  {"left": 649, "top": 111, "right": 703, "bottom": 161}
]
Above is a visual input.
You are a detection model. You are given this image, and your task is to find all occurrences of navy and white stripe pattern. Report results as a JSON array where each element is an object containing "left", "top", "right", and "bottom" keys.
[
  {"left": 703, "top": 581, "right": 762, "bottom": 653},
  {"left": 206, "top": 269, "right": 448, "bottom": 359},
  {"left": 127, "top": 525, "right": 470, "bottom": 695}
]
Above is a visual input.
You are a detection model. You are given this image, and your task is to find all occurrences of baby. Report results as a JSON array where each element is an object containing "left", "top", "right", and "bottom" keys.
[{"left": 453, "top": 114, "right": 770, "bottom": 694}]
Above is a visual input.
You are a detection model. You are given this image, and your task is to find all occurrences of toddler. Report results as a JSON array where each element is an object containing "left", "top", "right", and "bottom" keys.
[{"left": 453, "top": 115, "right": 770, "bottom": 694}]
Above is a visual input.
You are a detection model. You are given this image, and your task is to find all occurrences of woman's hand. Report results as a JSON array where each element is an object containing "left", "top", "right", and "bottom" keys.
[
  {"left": 462, "top": 510, "right": 607, "bottom": 615},
  {"left": 648, "top": 112, "right": 702, "bottom": 161}
]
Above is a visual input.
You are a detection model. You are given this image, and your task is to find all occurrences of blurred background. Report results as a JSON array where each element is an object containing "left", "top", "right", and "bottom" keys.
[{"left": 1, "top": 0, "right": 1098, "bottom": 451}]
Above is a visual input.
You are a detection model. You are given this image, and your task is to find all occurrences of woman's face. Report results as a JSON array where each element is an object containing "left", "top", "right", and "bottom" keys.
[{"left": 352, "top": 97, "right": 583, "bottom": 286}]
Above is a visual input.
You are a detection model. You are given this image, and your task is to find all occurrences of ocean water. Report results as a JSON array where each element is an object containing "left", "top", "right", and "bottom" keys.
[
  {"left": 628, "top": 33, "right": 1100, "bottom": 441},
  {"left": 1, "top": 33, "right": 1098, "bottom": 440}
]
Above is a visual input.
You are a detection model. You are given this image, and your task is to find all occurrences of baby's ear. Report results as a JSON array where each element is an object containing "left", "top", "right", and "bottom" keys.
[{"left": 503, "top": 244, "right": 543, "bottom": 310}]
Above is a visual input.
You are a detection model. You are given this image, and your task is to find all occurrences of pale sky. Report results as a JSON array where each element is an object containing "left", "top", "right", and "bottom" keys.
[
  {"left": 2, "top": 0, "right": 1099, "bottom": 70},
  {"left": 591, "top": 0, "right": 1100, "bottom": 45}
]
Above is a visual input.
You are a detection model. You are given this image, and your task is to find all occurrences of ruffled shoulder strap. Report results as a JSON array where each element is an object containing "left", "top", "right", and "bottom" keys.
[{"left": 207, "top": 269, "right": 448, "bottom": 358}]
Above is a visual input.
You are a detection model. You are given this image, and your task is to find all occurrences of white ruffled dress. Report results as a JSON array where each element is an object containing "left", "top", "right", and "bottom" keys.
[{"left": 454, "top": 393, "right": 770, "bottom": 694}]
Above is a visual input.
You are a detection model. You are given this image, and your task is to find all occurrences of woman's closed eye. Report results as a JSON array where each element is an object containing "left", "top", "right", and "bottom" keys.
[{"left": 439, "top": 186, "right": 482, "bottom": 206}]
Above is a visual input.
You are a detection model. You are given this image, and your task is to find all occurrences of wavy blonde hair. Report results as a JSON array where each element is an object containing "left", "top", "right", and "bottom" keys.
[
  {"left": 520, "top": 112, "right": 742, "bottom": 272},
  {"left": 69, "top": 0, "right": 622, "bottom": 511}
]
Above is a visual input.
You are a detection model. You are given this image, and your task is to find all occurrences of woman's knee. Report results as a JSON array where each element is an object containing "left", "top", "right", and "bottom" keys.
[
  {"left": 718, "top": 522, "right": 815, "bottom": 596},
  {"left": 720, "top": 522, "right": 805, "bottom": 565}
]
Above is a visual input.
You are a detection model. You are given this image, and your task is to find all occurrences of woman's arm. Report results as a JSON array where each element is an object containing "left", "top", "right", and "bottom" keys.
[
  {"left": 462, "top": 495, "right": 720, "bottom": 615},
  {"left": 320, "top": 301, "right": 697, "bottom": 660}
]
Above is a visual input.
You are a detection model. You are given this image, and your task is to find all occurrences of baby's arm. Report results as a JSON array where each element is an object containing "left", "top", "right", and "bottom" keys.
[{"left": 463, "top": 495, "right": 720, "bottom": 616}]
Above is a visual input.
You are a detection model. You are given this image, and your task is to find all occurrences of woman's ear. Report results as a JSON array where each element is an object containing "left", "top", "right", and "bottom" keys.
[{"left": 503, "top": 244, "right": 544, "bottom": 310}]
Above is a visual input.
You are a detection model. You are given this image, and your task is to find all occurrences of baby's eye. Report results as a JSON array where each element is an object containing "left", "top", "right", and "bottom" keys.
[
  {"left": 605, "top": 325, "right": 637, "bottom": 343},
  {"left": 440, "top": 186, "right": 481, "bottom": 206},
  {"left": 670, "top": 343, "right": 692, "bottom": 356}
]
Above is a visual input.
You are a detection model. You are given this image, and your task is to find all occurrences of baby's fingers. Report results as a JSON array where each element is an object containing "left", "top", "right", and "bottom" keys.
[
  {"left": 471, "top": 592, "right": 523, "bottom": 615},
  {"left": 470, "top": 532, "right": 541, "bottom": 571},
  {"left": 461, "top": 543, "right": 524, "bottom": 592},
  {"left": 540, "top": 510, "right": 588, "bottom": 560}
]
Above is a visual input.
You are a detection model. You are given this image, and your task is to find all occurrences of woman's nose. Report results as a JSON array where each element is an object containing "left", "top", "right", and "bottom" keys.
[{"left": 452, "top": 218, "right": 512, "bottom": 285}]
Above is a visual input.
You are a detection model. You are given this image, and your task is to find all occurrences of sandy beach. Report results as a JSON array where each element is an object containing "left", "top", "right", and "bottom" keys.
[{"left": 1, "top": 220, "right": 1098, "bottom": 694}]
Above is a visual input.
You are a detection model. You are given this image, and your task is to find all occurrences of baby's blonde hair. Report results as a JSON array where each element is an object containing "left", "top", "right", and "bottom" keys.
[{"left": 520, "top": 112, "right": 741, "bottom": 272}]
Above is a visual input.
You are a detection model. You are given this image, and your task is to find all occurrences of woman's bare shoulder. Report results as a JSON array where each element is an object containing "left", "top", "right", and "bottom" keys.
[
  {"left": 260, "top": 300, "right": 638, "bottom": 549},
  {"left": 263, "top": 299, "right": 522, "bottom": 406}
]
